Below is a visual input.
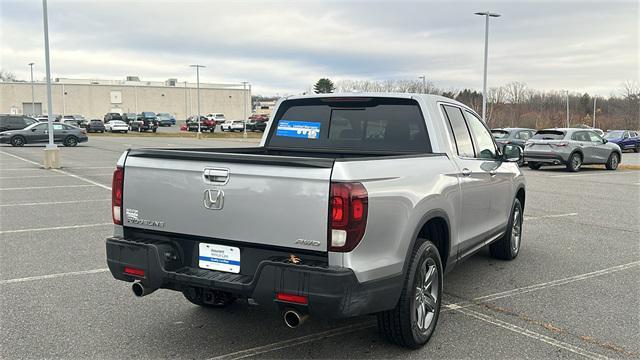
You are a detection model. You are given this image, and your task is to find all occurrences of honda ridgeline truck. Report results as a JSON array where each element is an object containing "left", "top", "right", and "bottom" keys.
[{"left": 107, "top": 94, "right": 526, "bottom": 348}]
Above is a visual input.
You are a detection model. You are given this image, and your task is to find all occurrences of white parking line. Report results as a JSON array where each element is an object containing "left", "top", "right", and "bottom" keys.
[
  {"left": 0, "top": 150, "right": 112, "bottom": 190},
  {"left": 0, "top": 184, "right": 97, "bottom": 191},
  {"left": 0, "top": 173, "right": 111, "bottom": 179},
  {"left": 452, "top": 306, "right": 609, "bottom": 360},
  {"left": 549, "top": 172, "right": 629, "bottom": 178},
  {"left": 444, "top": 260, "right": 640, "bottom": 309},
  {"left": 208, "top": 321, "right": 376, "bottom": 360},
  {"left": 0, "top": 199, "right": 110, "bottom": 207},
  {"left": 0, "top": 223, "right": 112, "bottom": 234},
  {"left": 0, "top": 268, "right": 109, "bottom": 285},
  {"left": 525, "top": 213, "right": 578, "bottom": 220}
]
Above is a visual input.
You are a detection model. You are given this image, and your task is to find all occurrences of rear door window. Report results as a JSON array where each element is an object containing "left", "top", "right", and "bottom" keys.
[
  {"left": 267, "top": 97, "right": 431, "bottom": 153},
  {"left": 442, "top": 105, "right": 474, "bottom": 157}
]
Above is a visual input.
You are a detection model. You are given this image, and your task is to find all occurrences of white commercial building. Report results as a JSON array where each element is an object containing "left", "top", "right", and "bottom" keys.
[{"left": 0, "top": 77, "right": 251, "bottom": 120}]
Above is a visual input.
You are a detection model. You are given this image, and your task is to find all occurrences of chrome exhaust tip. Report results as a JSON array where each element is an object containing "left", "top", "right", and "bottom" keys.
[
  {"left": 283, "top": 309, "right": 308, "bottom": 328},
  {"left": 132, "top": 281, "right": 155, "bottom": 297}
]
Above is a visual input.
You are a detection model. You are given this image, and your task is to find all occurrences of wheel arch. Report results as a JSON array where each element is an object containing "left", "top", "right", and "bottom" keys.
[{"left": 402, "top": 210, "right": 452, "bottom": 276}]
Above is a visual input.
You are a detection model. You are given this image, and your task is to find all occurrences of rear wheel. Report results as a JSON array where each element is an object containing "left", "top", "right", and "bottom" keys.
[
  {"left": 528, "top": 162, "right": 541, "bottom": 170},
  {"left": 489, "top": 198, "right": 523, "bottom": 260},
  {"left": 377, "top": 240, "right": 442, "bottom": 349},
  {"left": 605, "top": 152, "right": 619, "bottom": 170},
  {"left": 63, "top": 136, "right": 78, "bottom": 147},
  {"left": 182, "top": 288, "right": 236, "bottom": 308},
  {"left": 634, "top": 144, "right": 639, "bottom": 153},
  {"left": 566, "top": 153, "right": 582, "bottom": 172},
  {"left": 10, "top": 136, "right": 25, "bottom": 147}
]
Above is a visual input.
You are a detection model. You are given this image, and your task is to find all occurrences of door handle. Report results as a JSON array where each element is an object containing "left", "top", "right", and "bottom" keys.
[{"left": 461, "top": 168, "right": 472, "bottom": 177}]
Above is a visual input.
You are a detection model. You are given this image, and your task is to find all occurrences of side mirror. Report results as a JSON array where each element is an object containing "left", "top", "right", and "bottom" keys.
[
  {"left": 602, "top": 139, "right": 608, "bottom": 144},
  {"left": 502, "top": 144, "right": 522, "bottom": 162},
  {"left": 31, "top": 128, "right": 37, "bottom": 132}
]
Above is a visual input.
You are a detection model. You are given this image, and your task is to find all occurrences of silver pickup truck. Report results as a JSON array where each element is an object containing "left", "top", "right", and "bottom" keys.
[{"left": 107, "top": 94, "right": 526, "bottom": 348}]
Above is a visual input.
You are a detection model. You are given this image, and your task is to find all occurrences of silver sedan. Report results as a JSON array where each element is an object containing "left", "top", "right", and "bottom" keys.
[{"left": 524, "top": 128, "right": 622, "bottom": 172}]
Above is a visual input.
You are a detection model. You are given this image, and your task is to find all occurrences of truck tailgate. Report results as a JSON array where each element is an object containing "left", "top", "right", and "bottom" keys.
[{"left": 122, "top": 151, "right": 332, "bottom": 251}]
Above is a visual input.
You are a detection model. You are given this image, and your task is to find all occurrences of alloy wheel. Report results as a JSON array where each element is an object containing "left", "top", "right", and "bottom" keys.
[
  {"left": 413, "top": 258, "right": 438, "bottom": 332},
  {"left": 511, "top": 207, "right": 522, "bottom": 253}
]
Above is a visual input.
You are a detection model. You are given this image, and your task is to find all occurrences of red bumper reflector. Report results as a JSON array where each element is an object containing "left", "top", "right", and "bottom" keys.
[
  {"left": 124, "top": 267, "right": 145, "bottom": 277},
  {"left": 276, "top": 292, "right": 308, "bottom": 305}
]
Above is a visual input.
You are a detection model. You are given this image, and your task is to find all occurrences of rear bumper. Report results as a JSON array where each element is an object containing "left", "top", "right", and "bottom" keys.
[
  {"left": 524, "top": 151, "right": 568, "bottom": 164},
  {"left": 106, "top": 236, "right": 400, "bottom": 318}
]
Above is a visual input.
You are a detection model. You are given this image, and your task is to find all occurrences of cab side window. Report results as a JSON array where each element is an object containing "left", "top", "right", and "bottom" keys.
[
  {"left": 516, "top": 130, "right": 531, "bottom": 140},
  {"left": 442, "top": 105, "right": 475, "bottom": 158},
  {"left": 587, "top": 131, "right": 603, "bottom": 142},
  {"left": 463, "top": 111, "right": 497, "bottom": 159}
]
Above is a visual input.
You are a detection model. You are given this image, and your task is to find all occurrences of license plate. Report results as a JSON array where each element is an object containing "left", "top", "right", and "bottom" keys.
[{"left": 198, "top": 243, "right": 240, "bottom": 273}]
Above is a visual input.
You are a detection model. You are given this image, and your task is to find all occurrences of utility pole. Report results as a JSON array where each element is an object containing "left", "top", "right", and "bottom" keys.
[
  {"left": 190, "top": 64, "right": 205, "bottom": 138},
  {"left": 28, "top": 63, "right": 35, "bottom": 115},
  {"left": 61, "top": 83, "right": 66, "bottom": 116},
  {"left": 592, "top": 97, "right": 597, "bottom": 128},
  {"left": 42, "top": 0, "right": 59, "bottom": 168},
  {"left": 475, "top": 11, "right": 501, "bottom": 122},
  {"left": 418, "top": 75, "right": 426, "bottom": 93}
]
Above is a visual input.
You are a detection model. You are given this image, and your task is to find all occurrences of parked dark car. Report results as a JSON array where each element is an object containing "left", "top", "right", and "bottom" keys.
[
  {"left": 130, "top": 112, "right": 159, "bottom": 132},
  {"left": 157, "top": 113, "right": 176, "bottom": 125},
  {"left": 604, "top": 130, "right": 639, "bottom": 152},
  {"left": 121, "top": 113, "right": 138, "bottom": 124},
  {"left": 491, "top": 128, "right": 535, "bottom": 165},
  {"left": 0, "top": 122, "right": 88, "bottom": 147},
  {"left": 87, "top": 119, "right": 106, "bottom": 133},
  {"left": 104, "top": 113, "right": 123, "bottom": 123},
  {"left": 0, "top": 115, "right": 38, "bottom": 132},
  {"left": 245, "top": 119, "right": 267, "bottom": 132},
  {"left": 186, "top": 115, "right": 215, "bottom": 132},
  {"left": 156, "top": 114, "right": 173, "bottom": 127}
]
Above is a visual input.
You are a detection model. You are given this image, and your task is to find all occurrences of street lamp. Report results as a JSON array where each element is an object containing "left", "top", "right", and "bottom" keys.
[
  {"left": 189, "top": 64, "right": 205, "bottom": 138},
  {"left": 28, "top": 63, "right": 35, "bottom": 115},
  {"left": 418, "top": 75, "right": 426, "bottom": 93},
  {"left": 474, "top": 11, "right": 501, "bottom": 122}
]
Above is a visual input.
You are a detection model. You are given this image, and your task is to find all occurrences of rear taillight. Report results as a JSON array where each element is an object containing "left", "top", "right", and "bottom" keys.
[
  {"left": 328, "top": 182, "right": 368, "bottom": 252},
  {"left": 112, "top": 166, "right": 124, "bottom": 225},
  {"left": 550, "top": 142, "right": 569, "bottom": 147}
]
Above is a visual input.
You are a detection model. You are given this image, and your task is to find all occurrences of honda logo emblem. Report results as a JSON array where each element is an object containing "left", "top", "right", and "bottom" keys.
[{"left": 203, "top": 189, "right": 224, "bottom": 210}]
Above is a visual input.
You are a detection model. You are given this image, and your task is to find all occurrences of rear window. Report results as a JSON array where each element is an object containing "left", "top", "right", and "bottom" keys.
[
  {"left": 267, "top": 97, "right": 431, "bottom": 153},
  {"left": 491, "top": 130, "right": 510, "bottom": 139},
  {"left": 532, "top": 130, "right": 565, "bottom": 140}
]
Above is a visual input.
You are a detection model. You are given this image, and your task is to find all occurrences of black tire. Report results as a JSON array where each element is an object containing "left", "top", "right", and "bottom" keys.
[
  {"left": 634, "top": 144, "right": 639, "bottom": 153},
  {"left": 182, "top": 288, "right": 236, "bottom": 308},
  {"left": 63, "top": 136, "right": 78, "bottom": 147},
  {"left": 605, "top": 152, "right": 620, "bottom": 170},
  {"left": 124, "top": 130, "right": 128, "bottom": 134},
  {"left": 528, "top": 162, "right": 541, "bottom": 170},
  {"left": 138, "top": 126, "right": 142, "bottom": 132},
  {"left": 152, "top": 128, "right": 157, "bottom": 133},
  {"left": 489, "top": 198, "right": 523, "bottom": 260},
  {"left": 566, "top": 152, "right": 582, "bottom": 172},
  {"left": 377, "top": 240, "right": 442, "bottom": 349},
  {"left": 10, "top": 136, "right": 26, "bottom": 147}
]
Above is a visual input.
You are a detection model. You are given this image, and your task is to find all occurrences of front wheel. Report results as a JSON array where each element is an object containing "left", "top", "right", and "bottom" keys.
[
  {"left": 634, "top": 144, "right": 639, "bottom": 153},
  {"left": 528, "top": 162, "right": 541, "bottom": 170},
  {"left": 489, "top": 198, "right": 523, "bottom": 260},
  {"left": 377, "top": 240, "right": 442, "bottom": 349},
  {"left": 605, "top": 152, "right": 619, "bottom": 170}
]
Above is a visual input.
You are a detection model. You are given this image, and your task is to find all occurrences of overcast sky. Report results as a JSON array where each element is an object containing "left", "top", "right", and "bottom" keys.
[{"left": 1, "top": 0, "right": 637, "bottom": 96}]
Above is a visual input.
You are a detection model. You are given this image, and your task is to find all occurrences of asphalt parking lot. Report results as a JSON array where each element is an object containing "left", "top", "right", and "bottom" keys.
[{"left": 1, "top": 137, "right": 638, "bottom": 359}]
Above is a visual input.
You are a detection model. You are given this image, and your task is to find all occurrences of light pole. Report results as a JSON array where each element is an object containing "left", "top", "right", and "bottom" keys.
[
  {"left": 592, "top": 97, "right": 597, "bottom": 128},
  {"left": 418, "top": 75, "right": 426, "bottom": 93},
  {"left": 474, "top": 11, "right": 501, "bottom": 122},
  {"left": 28, "top": 63, "right": 35, "bottom": 115},
  {"left": 242, "top": 81, "right": 249, "bottom": 138},
  {"left": 189, "top": 64, "right": 205, "bottom": 138},
  {"left": 565, "top": 90, "right": 570, "bottom": 127},
  {"left": 42, "top": 0, "right": 59, "bottom": 168}
]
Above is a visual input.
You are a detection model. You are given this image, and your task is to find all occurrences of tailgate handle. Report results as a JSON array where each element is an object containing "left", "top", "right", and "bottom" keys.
[{"left": 203, "top": 168, "right": 229, "bottom": 184}]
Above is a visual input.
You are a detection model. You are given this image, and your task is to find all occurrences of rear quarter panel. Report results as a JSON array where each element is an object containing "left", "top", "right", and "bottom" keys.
[{"left": 330, "top": 155, "right": 460, "bottom": 283}]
